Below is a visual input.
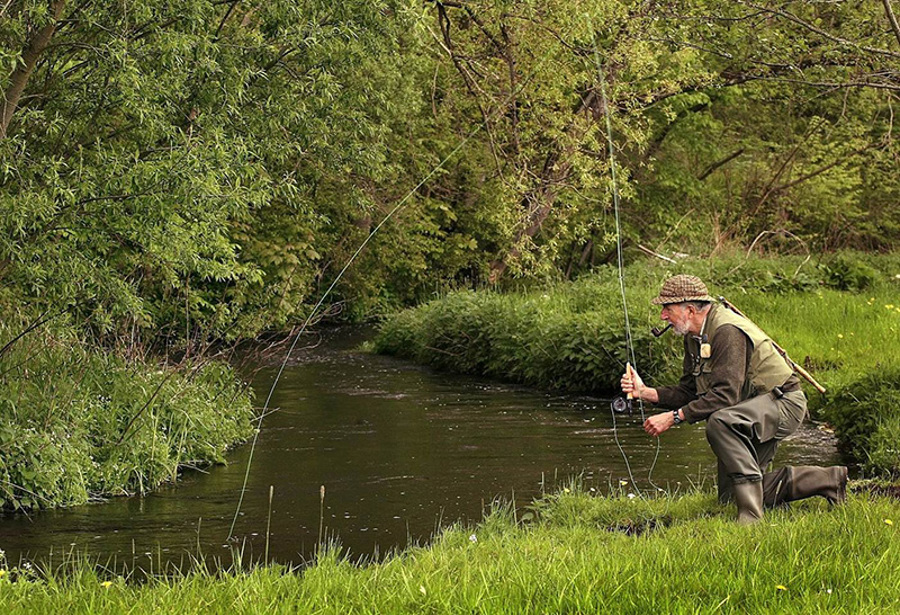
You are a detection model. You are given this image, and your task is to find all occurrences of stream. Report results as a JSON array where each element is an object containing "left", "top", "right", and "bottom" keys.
[{"left": 0, "top": 327, "right": 839, "bottom": 568}]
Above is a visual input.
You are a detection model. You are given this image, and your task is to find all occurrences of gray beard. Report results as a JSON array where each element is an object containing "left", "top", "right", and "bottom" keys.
[{"left": 672, "top": 321, "right": 690, "bottom": 336}]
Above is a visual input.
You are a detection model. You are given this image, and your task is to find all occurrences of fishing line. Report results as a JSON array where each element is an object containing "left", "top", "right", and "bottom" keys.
[
  {"left": 227, "top": 26, "right": 566, "bottom": 541},
  {"left": 587, "top": 16, "right": 663, "bottom": 496}
]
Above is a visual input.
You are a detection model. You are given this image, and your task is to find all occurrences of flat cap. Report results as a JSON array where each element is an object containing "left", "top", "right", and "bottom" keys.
[{"left": 651, "top": 274, "right": 715, "bottom": 305}]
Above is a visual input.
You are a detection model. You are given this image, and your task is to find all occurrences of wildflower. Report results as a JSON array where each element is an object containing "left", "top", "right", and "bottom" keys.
[
  {"left": 826, "top": 589, "right": 833, "bottom": 594},
  {"left": 895, "top": 274, "right": 900, "bottom": 279},
  {"left": 776, "top": 585, "right": 788, "bottom": 591},
  {"left": 886, "top": 305, "right": 895, "bottom": 310},
  {"left": 563, "top": 487, "right": 571, "bottom": 493},
  {"left": 419, "top": 585, "right": 427, "bottom": 596},
  {"left": 101, "top": 581, "right": 113, "bottom": 588},
  {"left": 837, "top": 334, "right": 843, "bottom": 339},
  {"left": 619, "top": 480, "right": 628, "bottom": 486},
  {"left": 885, "top": 519, "right": 894, "bottom": 526},
  {"left": 469, "top": 534, "right": 478, "bottom": 543},
  {"left": 0, "top": 570, "right": 6, "bottom": 579},
  {"left": 627, "top": 493, "right": 636, "bottom": 499}
]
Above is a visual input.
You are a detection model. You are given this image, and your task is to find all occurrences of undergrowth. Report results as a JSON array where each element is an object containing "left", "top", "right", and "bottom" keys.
[
  {"left": 0, "top": 318, "right": 255, "bottom": 510},
  {"left": 0, "top": 487, "right": 898, "bottom": 613}
]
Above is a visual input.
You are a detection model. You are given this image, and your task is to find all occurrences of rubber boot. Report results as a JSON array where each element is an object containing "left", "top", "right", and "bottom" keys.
[
  {"left": 789, "top": 466, "right": 848, "bottom": 505},
  {"left": 733, "top": 480, "right": 764, "bottom": 525}
]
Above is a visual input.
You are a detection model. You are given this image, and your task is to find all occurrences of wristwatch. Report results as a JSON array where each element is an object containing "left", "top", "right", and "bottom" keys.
[{"left": 672, "top": 409, "right": 683, "bottom": 425}]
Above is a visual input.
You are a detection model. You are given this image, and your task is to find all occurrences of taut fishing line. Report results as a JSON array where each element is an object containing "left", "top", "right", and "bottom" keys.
[
  {"left": 587, "top": 16, "right": 663, "bottom": 496},
  {"left": 227, "top": 26, "right": 569, "bottom": 541}
]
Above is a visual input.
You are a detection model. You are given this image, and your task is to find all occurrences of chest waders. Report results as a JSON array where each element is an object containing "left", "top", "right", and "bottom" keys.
[{"left": 695, "top": 304, "right": 846, "bottom": 523}]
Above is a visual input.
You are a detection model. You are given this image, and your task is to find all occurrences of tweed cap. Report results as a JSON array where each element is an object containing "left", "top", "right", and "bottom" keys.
[{"left": 651, "top": 275, "right": 715, "bottom": 305}]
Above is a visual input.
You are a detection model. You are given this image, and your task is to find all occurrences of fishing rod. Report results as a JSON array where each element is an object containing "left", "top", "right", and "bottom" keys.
[{"left": 588, "top": 15, "right": 663, "bottom": 496}]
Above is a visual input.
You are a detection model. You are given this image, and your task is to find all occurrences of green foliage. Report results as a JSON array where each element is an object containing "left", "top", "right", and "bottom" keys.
[
  {"left": 0, "top": 320, "right": 254, "bottom": 510},
  {"left": 818, "top": 254, "right": 879, "bottom": 292},
  {"left": 820, "top": 369, "right": 900, "bottom": 477},
  {"left": 376, "top": 254, "right": 900, "bottom": 475},
  {"left": 2, "top": 490, "right": 900, "bottom": 613}
]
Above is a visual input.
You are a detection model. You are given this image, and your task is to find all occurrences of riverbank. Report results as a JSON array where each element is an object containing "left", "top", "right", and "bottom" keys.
[
  {"left": 373, "top": 253, "right": 900, "bottom": 476},
  {"left": 0, "top": 319, "right": 254, "bottom": 511},
  {"left": 1, "top": 487, "right": 898, "bottom": 613}
]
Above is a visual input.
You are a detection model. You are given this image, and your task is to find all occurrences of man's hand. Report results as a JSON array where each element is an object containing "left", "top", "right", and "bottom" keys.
[
  {"left": 643, "top": 411, "right": 675, "bottom": 437},
  {"left": 620, "top": 364, "right": 646, "bottom": 400}
]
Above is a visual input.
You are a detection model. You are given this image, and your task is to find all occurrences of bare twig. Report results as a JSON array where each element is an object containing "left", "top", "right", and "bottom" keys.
[{"left": 883, "top": 0, "right": 900, "bottom": 50}]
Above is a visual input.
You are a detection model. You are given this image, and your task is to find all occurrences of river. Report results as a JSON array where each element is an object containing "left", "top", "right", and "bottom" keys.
[{"left": 0, "top": 327, "right": 839, "bottom": 569}]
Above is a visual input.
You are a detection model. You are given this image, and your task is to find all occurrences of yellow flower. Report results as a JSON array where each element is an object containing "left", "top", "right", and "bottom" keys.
[
  {"left": 101, "top": 580, "right": 113, "bottom": 588},
  {"left": 776, "top": 585, "right": 788, "bottom": 591},
  {"left": 0, "top": 570, "right": 6, "bottom": 578},
  {"left": 885, "top": 519, "right": 894, "bottom": 526},
  {"left": 619, "top": 480, "right": 628, "bottom": 486},
  {"left": 837, "top": 334, "right": 843, "bottom": 339},
  {"left": 563, "top": 487, "right": 570, "bottom": 493},
  {"left": 886, "top": 304, "right": 895, "bottom": 310}
]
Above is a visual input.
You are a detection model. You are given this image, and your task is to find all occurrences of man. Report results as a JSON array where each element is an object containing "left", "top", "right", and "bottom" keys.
[{"left": 620, "top": 274, "right": 847, "bottom": 523}]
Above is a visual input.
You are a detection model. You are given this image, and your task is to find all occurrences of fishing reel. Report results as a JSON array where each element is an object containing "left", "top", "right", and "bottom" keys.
[{"left": 610, "top": 396, "right": 633, "bottom": 414}]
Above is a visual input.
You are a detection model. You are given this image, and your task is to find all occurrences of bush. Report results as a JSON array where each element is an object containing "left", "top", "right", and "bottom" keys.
[
  {"left": 820, "top": 369, "right": 900, "bottom": 476},
  {"left": 0, "top": 320, "right": 254, "bottom": 510}
]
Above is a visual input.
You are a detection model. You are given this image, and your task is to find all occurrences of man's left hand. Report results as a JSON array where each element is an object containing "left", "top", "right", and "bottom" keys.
[{"left": 643, "top": 411, "right": 674, "bottom": 437}]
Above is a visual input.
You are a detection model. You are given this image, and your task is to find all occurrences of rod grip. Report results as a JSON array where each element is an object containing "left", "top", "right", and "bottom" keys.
[{"left": 626, "top": 362, "right": 634, "bottom": 400}]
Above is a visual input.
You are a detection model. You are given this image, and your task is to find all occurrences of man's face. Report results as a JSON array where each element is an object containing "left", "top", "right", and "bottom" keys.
[{"left": 660, "top": 303, "right": 691, "bottom": 336}]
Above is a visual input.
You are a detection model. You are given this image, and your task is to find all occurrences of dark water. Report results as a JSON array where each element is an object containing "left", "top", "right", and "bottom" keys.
[{"left": 0, "top": 327, "right": 839, "bottom": 568}]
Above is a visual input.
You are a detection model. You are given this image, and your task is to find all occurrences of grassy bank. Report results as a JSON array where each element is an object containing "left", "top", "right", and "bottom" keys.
[
  {"left": 373, "top": 253, "right": 900, "bottom": 475},
  {"left": 0, "top": 318, "right": 254, "bottom": 510},
  {"left": 0, "top": 488, "right": 898, "bottom": 613}
]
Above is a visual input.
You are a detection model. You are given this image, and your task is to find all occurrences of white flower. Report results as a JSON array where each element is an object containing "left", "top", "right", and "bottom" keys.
[
  {"left": 627, "top": 493, "right": 636, "bottom": 499},
  {"left": 469, "top": 534, "right": 478, "bottom": 543}
]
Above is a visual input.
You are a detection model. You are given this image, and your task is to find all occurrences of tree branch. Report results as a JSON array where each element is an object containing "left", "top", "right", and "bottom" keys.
[
  {"left": 1, "top": 0, "right": 68, "bottom": 138},
  {"left": 698, "top": 148, "right": 744, "bottom": 181},
  {"left": 737, "top": 0, "right": 900, "bottom": 60},
  {"left": 883, "top": 0, "right": 900, "bottom": 50}
]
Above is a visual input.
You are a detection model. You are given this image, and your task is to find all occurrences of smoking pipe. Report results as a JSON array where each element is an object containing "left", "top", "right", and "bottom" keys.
[{"left": 651, "top": 323, "right": 672, "bottom": 338}]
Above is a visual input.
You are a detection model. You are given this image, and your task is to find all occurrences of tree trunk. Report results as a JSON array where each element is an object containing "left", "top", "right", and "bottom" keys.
[
  {"left": 0, "top": 0, "right": 67, "bottom": 138},
  {"left": 488, "top": 91, "right": 599, "bottom": 283}
]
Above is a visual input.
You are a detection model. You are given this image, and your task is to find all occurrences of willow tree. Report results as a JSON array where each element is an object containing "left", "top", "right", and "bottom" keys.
[{"left": 0, "top": 1, "right": 428, "bottom": 342}]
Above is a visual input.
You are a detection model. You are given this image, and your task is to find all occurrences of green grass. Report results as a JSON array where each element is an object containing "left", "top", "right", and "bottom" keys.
[
  {"left": 1, "top": 489, "right": 898, "bottom": 613},
  {"left": 0, "top": 319, "right": 255, "bottom": 510},
  {"left": 372, "top": 253, "right": 900, "bottom": 475}
]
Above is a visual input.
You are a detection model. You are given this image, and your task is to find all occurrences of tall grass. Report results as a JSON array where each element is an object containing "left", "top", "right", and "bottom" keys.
[
  {"left": 373, "top": 253, "right": 900, "bottom": 475},
  {"left": 1, "top": 488, "right": 898, "bottom": 613},
  {"left": 0, "top": 319, "right": 255, "bottom": 510}
]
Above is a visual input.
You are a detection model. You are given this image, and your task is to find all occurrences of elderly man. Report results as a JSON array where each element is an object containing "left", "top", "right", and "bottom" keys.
[{"left": 621, "top": 274, "right": 847, "bottom": 523}]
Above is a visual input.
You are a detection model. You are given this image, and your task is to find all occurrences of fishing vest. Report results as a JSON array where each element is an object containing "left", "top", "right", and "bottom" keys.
[{"left": 693, "top": 303, "right": 794, "bottom": 398}]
